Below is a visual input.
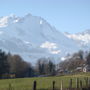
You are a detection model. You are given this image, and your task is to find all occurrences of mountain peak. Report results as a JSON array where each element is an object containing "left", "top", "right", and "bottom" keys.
[
  {"left": 0, "top": 15, "right": 20, "bottom": 28},
  {"left": 25, "top": 13, "right": 32, "bottom": 17},
  {"left": 0, "top": 14, "right": 48, "bottom": 28}
]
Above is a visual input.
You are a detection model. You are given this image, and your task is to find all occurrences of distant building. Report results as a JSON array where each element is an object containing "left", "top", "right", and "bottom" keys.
[
  {"left": 56, "top": 68, "right": 70, "bottom": 75},
  {"left": 75, "top": 67, "right": 83, "bottom": 72},
  {"left": 83, "top": 65, "right": 90, "bottom": 72}
]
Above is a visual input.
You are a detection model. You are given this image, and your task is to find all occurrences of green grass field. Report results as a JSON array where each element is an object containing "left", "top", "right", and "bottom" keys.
[{"left": 0, "top": 73, "right": 90, "bottom": 90}]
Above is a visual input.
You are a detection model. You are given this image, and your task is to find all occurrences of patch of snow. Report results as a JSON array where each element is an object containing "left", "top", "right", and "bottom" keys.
[
  {"left": 40, "top": 20, "right": 43, "bottom": 25},
  {"left": 40, "top": 41, "right": 61, "bottom": 54},
  {"left": 24, "top": 41, "right": 30, "bottom": 44},
  {"left": 40, "top": 41, "right": 57, "bottom": 49},
  {"left": 50, "top": 50, "right": 60, "bottom": 54},
  {"left": 0, "top": 16, "right": 8, "bottom": 27},
  {"left": 14, "top": 19, "right": 19, "bottom": 23},
  {"left": 61, "top": 57, "right": 66, "bottom": 61}
]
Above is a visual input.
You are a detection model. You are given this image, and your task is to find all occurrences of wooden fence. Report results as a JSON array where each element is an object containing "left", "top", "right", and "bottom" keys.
[
  {"left": 32, "top": 77, "right": 90, "bottom": 90},
  {"left": 8, "top": 77, "right": 90, "bottom": 90}
]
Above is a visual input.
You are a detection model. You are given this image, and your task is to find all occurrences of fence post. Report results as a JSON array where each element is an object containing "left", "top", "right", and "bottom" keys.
[
  {"left": 80, "top": 80, "right": 82, "bottom": 90},
  {"left": 60, "top": 80, "right": 63, "bottom": 90},
  {"left": 52, "top": 81, "right": 55, "bottom": 90},
  {"left": 33, "top": 81, "right": 37, "bottom": 90},
  {"left": 76, "top": 78, "right": 79, "bottom": 89},
  {"left": 8, "top": 83, "right": 12, "bottom": 90},
  {"left": 88, "top": 78, "right": 90, "bottom": 90},
  {"left": 84, "top": 77, "right": 88, "bottom": 88},
  {"left": 69, "top": 78, "right": 72, "bottom": 89},
  {"left": 87, "top": 77, "right": 89, "bottom": 88}
]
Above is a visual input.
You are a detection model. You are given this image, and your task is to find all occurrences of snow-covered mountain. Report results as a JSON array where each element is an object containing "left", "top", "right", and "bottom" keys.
[{"left": 0, "top": 14, "right": 89, "bottom": 64}]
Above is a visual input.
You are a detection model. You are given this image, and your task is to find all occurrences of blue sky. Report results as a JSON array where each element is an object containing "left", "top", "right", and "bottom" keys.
[{"left": 0, "top": 0, "right": 90, "bottom": 33}]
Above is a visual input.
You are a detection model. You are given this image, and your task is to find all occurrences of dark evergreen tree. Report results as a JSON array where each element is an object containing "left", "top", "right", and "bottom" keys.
[
  {"left": 48, "top": 60, "right": 55, "bottom": 75},
  {"left": 0, "top": 50, "right": 9, "bottom": 78},
  {"left": 86, "top": 52, "right": 90, "bottom": 65}
]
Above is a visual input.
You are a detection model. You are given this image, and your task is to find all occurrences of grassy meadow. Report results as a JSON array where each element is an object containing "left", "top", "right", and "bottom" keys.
[{"left": 0, "top": 73, "right": 90, "bottom": 90}]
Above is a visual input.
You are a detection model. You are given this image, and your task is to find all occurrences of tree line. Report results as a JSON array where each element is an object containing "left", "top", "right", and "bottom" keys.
[
  {"left": 0, "top": 49, "right": 56, "bottom": 79},
  {"left": 0, "top": 49, "right": 34, "bottom": 78},
  {"left": 1, "top": 49, "right": 90, "bottom": 79}
]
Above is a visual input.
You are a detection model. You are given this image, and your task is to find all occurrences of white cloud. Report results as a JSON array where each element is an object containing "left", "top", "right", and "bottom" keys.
[{"left": 40, "top": 41, "right": 60, "bottom": 54}]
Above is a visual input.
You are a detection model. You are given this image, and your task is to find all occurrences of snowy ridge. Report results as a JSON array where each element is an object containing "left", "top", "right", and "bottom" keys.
[{"left": 64, "top": 30, "right": 90, "bottom": 47}]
